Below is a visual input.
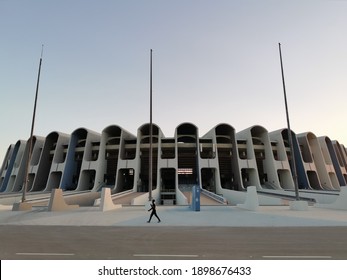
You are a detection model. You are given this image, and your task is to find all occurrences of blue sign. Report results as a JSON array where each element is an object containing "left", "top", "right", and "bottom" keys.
[{"left": 191, "top": 185, "right": 200, "bottom": 211}]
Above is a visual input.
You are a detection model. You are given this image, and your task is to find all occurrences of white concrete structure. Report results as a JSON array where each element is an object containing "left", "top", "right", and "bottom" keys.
[
  {"left": 297, "top": 132, "right": 325, "bottom": 190},
  {"left": 315, "top": 186, "right": 347, "bottom": 210},
  {"left": 268, "top": 129, "right": 296, "bottom": 190},
  {"left": 60, "top": 128, "right": 101, "bottom": 191},
  {"left": 236, "top": 125, "right": 281, "bottom": 190},
  {"left": 318, "top": 136, "right": 341, "bottom": 190},
  {"left": 0, "top": 144, "right": 16, "bottom": 192},
  {"left": 202, "top": 124, "right": 241, "bottom": 194},
  {"left": 45, "top": 131, "right": 71, "bottom": 191},
  {"left": 1, "top": 123, "right": 347, "bottom": 208},
  {"left": 98, "top": 187, "right": 122, "bottom": 212},
  {"left": 237, "top": 186, "right": 259, "bottom": 211},
  {"left": 48, "top": 189, "right": 79, "bottom": 211},
  {"left": 93, "top": 125, "right": 136, "bottom": 192}
]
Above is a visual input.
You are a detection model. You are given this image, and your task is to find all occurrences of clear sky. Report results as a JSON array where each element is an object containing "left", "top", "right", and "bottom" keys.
[{"left": 1, "top": 0, "right": 347, "bottom": 162}]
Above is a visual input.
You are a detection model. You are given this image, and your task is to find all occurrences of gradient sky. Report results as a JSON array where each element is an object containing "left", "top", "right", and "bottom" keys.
[{"left": 1, "top": 0, "right": 347, "bottom": 162}]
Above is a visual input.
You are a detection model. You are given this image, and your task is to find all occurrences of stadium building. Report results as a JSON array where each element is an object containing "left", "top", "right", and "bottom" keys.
[{"left": 1, "top": 123, "right": 347, "bottom": 206}]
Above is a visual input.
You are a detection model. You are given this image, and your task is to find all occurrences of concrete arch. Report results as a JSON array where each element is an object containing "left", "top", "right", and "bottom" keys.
[
  {"left": 175, "top": 123, "right": 200, "bottom": 192},
  {"left": 32, "top": 131, "right": 70, "bottom": 192},
  {"left": 0, "top": 145, "right": 16, "bottom": 192},
  {"left": 176, "top": 122, "right": 198, "bottom": 143},
  {"left": 136, "top": 123, "right": 161, "bottom": 194},
  {"left": 112, "top": 126, "right": 138, "bottom": 194},
  {"left": 205, "top": 123, "right": 242, "bottom": 193},
  {"left": 199, "top": 125, "right": 219, "bottom": 194},
  {"left": 3, "top": 140, "right": 27, "bottom": 192},
  {"left": 268, "top": 129, "right": 294, "bottom": 190},
  {"left": 340, "top": 144, "right": 347, "bottom": 168},
  {"left": 251, "top": 126, "right": 281, "bottom": 189},
  {"left": 237, "top": 125, "right": 281, "bottom": 190},
  {"left": 94, "top": 125, "right": 137, "bottom": 192},
  {"left": 139, "top": 123, "right": 160, "bottom": 143},
  {"left": 12, "top": 136, "right": 45, "bottom": 193},
  {"left": 60, "top": 128, "right": 100, "bottom": 191},
  {"left": 31, "top": 132, "right": 59, "bottom": 192},
  {"left": 318, "top": 136, "right": 342, "bottom": 189},
  {"left": 297, "top": 132, "right": 330, "bottom": 190},
  {"left": 332, "top": 140, "right": 347, "bottom": 184},
  {"left": 280, "top": 129, "right": 311, "bottom": 190},
  {"left": 236, "top": 127, "right": 259, "bottom": 189},
  {"left": 94, "top": 125, "right": 122, "bottom": 191},
  {"left": 44, "top": 131, "right": 71, "bottom": 192},
  {"left": 340, "top": 144, "right": 347, "bottom": 166}
]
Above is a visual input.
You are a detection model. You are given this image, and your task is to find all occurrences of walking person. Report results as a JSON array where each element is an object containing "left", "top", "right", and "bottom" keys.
[{"left": 147, "top": 199, "right": 161, "bottom": 223}]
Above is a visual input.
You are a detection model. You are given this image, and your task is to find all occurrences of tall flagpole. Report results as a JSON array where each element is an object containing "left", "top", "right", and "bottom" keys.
[
  {"left": 148, "top": 49, "right": 153, "bottom": 201},
  {"left": 278, "top": 43, "right": 300, "bottom": 201},
  {"left": 21, "top": 45, "right": 44, "bottom": 203}
]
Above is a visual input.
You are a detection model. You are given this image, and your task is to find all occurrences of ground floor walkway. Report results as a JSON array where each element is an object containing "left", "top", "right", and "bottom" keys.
[{"left": 0, "top": 205, "right": 347, "bottom": 227}]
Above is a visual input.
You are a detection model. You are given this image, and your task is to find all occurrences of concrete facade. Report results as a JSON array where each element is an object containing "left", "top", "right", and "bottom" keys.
[{"left": 1, "top": 123, "right": 347, "bottom": 205}]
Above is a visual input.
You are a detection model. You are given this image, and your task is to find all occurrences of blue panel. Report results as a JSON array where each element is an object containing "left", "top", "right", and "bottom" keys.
[{"left": 191, "top": 185, "right": 200, "bottom": 211}]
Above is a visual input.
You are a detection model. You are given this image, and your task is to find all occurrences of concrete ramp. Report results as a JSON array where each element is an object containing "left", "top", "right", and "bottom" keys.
[
  {"left": 112, "top": 192, "right": 146, "bottom": 205},
  {"left": 183, "top": 191, "right": 225, "bottom": 205},
  {"left": 64, "top": 191, "right": 100, "bottom": 206},
  {"left": 22, "top": 191, "right": 99, "bottom": 207},
  {"left": 0, "top": 204, "right": 12, "bottom": 210},
  {"left": 200, "top": 193, "right": 225, "bottom": 205},
  {"left": 315, "top": 186, "right": 347, "bottom": 210}
]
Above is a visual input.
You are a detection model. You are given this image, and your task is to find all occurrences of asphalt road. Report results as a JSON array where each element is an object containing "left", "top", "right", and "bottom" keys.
[{"left": 1, "top": 225, "right": 347, "bottom": 260}]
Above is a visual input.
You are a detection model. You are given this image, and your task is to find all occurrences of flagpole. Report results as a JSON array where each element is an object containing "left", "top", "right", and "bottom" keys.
[
  {"left": 21, "top": 45, "right": 44, "bottom": 203},
  {"left": 278, "top": 43, "right": 300, "bottom": 201},
  {"left": 148, "top": 49, "right": 153, "bottom": 201}
]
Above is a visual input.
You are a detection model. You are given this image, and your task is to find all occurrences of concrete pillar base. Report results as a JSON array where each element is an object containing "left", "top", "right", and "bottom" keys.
[
  {"left": 99, "top": 188, "right": 122, "bottom": 212},
  {"left": 12, "top": 202, "right": 33, "bottom": 211},
  {"left": 48, "top": 189, "right": 79, "bottom": 211},
  {"left": 289, "top": 200, "right": 309, "bottom": 211},
  {"left": 237, "top": 186, "right": 259, "bottom": 211},
  {"left": 0, "top": 204, "right": 12, "bottom": 210}
]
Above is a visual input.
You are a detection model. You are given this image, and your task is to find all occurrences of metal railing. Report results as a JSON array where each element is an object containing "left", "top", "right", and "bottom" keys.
[{"left": 201, "top": 188, "right": 228, "bottom": 204}]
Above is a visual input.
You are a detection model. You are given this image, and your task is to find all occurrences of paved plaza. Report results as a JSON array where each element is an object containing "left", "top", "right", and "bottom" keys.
[{"left": 0, "top": 205, "right": 347, "bottom": 227}]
